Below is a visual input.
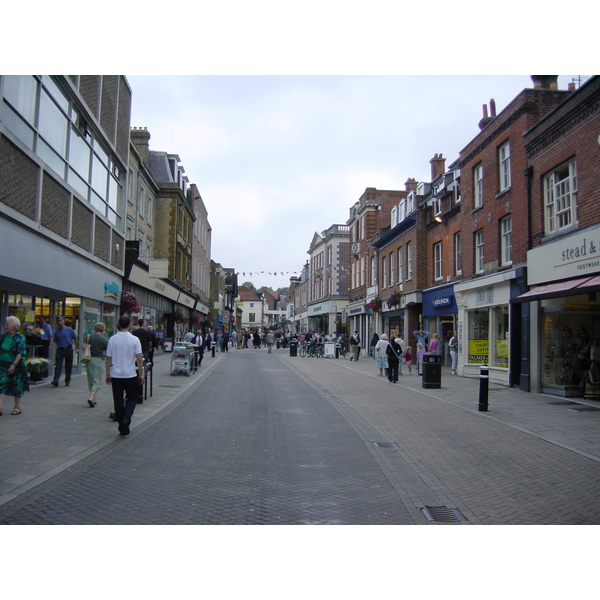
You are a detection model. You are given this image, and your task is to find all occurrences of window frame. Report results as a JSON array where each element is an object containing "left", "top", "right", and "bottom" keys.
[
  {"left": 454, "top": 232, "right": 462, "bottom": 275},
  {"left": 500, "top": 215, "right": 512, "bottom": 266},
  {"left": 474, "top": 163, "right": 483, "bottom": 208},
  {"left": 434, "top": 241, "right": 443, "bottom": 281},
  {"left": 475, "top": 229, "right": 484, "bottom": 274},
  {"left": 544, "top": 160, "right": 578, "bottom": 235},
  {"left": 499, "top": 141, "right": 511, "bottom": 192}
]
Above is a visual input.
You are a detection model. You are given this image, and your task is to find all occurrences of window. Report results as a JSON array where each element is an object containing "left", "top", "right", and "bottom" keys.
[
  {"left": 474, "top": 163, "right": 483, "bottom": 208},
  {"left": 391, "top": 206, "right": 398, "bottom": 227},
  {"left": 147, "top": 194, "right": 153, "bottom": 224},
  {"left": 389, "top": 251, "right": 395, "bottom": 285},
  {"left": 399, "top": 199, "right": 406, "bottom": 222},
  {"left": 249, "top": 313, "right": 255, "bottom": 323},
  {"left": 434, "top": 242, "right": 443, "bottom": 280},
  {"left": 432, "top": 197, "right": 442, "bottom": 219},
  {"left": 397, "top": 247, "right": 403, "bottom": 283},
  {"left": 382, "top": 256, "right": 387, "bottom": 288},
  {"left": 500, "top": 215, "right": 512, "bottom": 266},
  {"left": 454, "top": 232, "right": 462, "bottom": 275},
  {"left": 407, "top": 242, "right": 413, "bottom": 279},
  {"left": 360, "top": 256, "right": 365, "bottom": 286},
  {"left": 499, "top": 141, "right": 511, "bottom": 192},
  {"left": 139, "top": 185, "right": 145, "bottom": 218},
  {"left": 475, "top": 230, "right": 484, "bottom": 273},
  {"left": 370, "top": 256, "right": 375, "bottom": 286},
  {"left": 544, "top": 160, "right": 577, "bottom": 234}
]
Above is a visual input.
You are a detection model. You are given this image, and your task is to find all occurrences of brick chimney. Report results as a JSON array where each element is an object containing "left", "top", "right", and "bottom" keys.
[
  {"left": 130, "top": 127, "right": 151, "bottom": 163},
  {"left": 430, "top": 154, "right": 446, "bottom": 181},
  {"left": 531, "top": 75, "right": 559, "bottom": 90},
  {"left": 405, "top": 177, "right": 418, "bottom": 192},
  {"left": 479, "top": 101, "right": 496, "bottom": 130}
]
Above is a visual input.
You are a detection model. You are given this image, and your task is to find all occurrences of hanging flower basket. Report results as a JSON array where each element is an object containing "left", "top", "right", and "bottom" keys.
[
  {"left": 190, "top": 313, "right": 202, "bottom": 327},
  {"left": 121, "top": 289, "right": 141, "bottom": 315},
  {"left": 368, "top": 298, "right": 383, "bottom": 313},
  {"left": 173, "top": 309, "right": 187, "bottom": 324},
  {"left": 386, "top": 291, "right": 402, "bottom": 309}
]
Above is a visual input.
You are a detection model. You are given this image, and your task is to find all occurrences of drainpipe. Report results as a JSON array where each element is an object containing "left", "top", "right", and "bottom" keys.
[{"left": 524, "top": 166, "right": 534, "bottom": 250}]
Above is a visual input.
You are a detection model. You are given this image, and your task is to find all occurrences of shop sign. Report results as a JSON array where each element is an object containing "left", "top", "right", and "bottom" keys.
[
  {"left": 528, "top": 226, "right": 600, "bottom": 285},
  {"left": 468, "top": 339, "right": 489, "bottom": 363},
  {"left": 104, "top": 282, "right": 119, "bottom": 300},
  {"left": 497, "top": 339, "right": 508, "bottom": 367},
  {"left": 432, "top": 296, "right": 453, "bottom": 308}
]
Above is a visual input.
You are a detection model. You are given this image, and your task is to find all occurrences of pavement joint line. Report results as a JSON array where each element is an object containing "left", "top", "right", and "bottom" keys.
[{"left": 0, "top": 353, "right": 224, "bottom": 508}]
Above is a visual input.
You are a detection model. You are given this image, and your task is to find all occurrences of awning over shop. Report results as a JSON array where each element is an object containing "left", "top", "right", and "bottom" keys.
[{"left": 511, "top": 275, "right": 600, "bottom": 303}]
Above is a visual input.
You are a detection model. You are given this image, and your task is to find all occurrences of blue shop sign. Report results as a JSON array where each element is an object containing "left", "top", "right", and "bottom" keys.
[{"left": 422, "top": 288, "right": 456, "bottom": 316}]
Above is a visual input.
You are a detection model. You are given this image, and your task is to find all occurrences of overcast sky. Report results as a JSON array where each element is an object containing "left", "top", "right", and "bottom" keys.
[{"left": 127, "top": 74, "right": 586, "bottom": 290}]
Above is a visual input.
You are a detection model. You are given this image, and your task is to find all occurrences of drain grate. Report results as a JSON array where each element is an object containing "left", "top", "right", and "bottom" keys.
[
  {"left": 420, "top": 505, "right": 466, "bottom": 523},
  {"left": 372, "top": 441, "right": 396, "bottom": 449}
]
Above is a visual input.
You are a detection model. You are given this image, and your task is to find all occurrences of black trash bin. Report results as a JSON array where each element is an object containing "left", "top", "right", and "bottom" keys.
[
  {"left": 422, "top": 353, "right": 441, "bottom": 389},
  {"left": 289, "top": 340, "right": 298, "bottom": 357}
]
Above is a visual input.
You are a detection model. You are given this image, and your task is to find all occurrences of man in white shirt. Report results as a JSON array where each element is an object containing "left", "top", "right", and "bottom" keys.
[{"left": 105, "top": 315, "right": 144, "bottom": 436}]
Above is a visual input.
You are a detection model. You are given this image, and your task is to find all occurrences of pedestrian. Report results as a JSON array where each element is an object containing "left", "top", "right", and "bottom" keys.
[
  {"left": 374, "top": 333, "right": 389, "bottom": 377},
  {"left": 237, "top": 330, "right": 243, "bottom": 349},
  {"left": 132, "top": 318, "right": 153, "bottom": 363},
  {"left": 266, "top": 330, "right": 275, "bottom": 353},
  {"left": 350, "top": 331, "right": 361, "bottom": 361},
  {"left": 370, "top": 332, "right": 379, "bottom": 359},
  {"left": 191, "top": 329, "right": 205, "bottom": 369},
  {"left": 449, "top": 331, "right": 458, "bottom": 375},
  {"left": 396, "top": 333, "right": 406, "bottom": 376},
  {"left": 404, "top": 346, "right": 413, "bottom": 374},
  {"left": 82, "top": 322, "right": 108, "bottom": 408},
  {"left": 428, "top": 333, "right": 440, "bottom": 354},
  {"left": 105, "top": 315, "right": 144, "bottom": 436},
  {"left": 386, "top": 335, "right": 403, "bottom": 383},
  {"left": 0, "top": 316, "right": 29, "bottom": 416},
  {"left": 253, "top": 330, "right": 261, "bottom": 349},
  {"left": 184, "top": 329, "right": 195, "bottom": 343},
  {"left": 38, "top": 316, "right": 53, "bottom": 377},
  {"left": 413, "top": 330, "right": 430, "bottom": 351},
  {"left": 416, "top": 343, "right": 425, "bottom": 376},
  {"left": 51, "top": 316, "right": 77, "bottom": 387},
  {"left": 222, "top": 330, "right": 230, "bottom": 352}
]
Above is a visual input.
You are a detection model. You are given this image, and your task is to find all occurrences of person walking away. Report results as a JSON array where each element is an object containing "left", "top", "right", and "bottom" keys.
[
  {"left": 132, "top": 319, "right": 153, "bottom": 403},
  {"left": 222, "top": 330, "right": 230, "bottom": 352},
  {"left": 386, "top": 335, "right": 403, "bottom": 383},
  {"left": 396, "top": 333, "right": 406, "bottom": 376},
  {"left": 82, "top": 322, "right": 108, "bottom": 407},
  {"left": 0, "top": 316, "right": 29, "bottom": 416},
  {"left": 350, "top": 331, "right": 361, "bottom": 361},
  {"left": 374, "top": 333, "right": 389, "bottom": 377},
  {"left": 105, "top": 315, "right": 144, "bottom": 436},
  {"left": 266, "top": 330, "right": 275, "bottom": 353},
  {"left": 38, "top": 316, "right": 53, "bottom": 377},
  {"left": 416, "top": 343, "right": 425, "bottom": 376},
  {"left": 404, "top": 346, "right": 413, "bottom": 374},
  {"left": 191, "top": 329, "right": 205, "bottom": 370},
  {"left": 370, "top": 332, "right": 379, "bottom": 359},
  {"left": 449, "top": 331, "right": 458, "bottom": 375},
  {"left": 51, "top": 316, "right": 77, "bottom": 387},
  {"left": 253, "top": 330, "right": 261, "bottom": 349}
]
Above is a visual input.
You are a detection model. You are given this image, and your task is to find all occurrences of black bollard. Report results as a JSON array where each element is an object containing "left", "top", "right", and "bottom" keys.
[{"left": 478, "top": 364, "right": 489, "bottom": 412}]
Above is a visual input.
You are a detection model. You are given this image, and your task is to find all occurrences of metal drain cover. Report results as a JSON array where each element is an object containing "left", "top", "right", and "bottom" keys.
[
  {"left": 372, "top": 441, "right": 396, "bottom": 449},
  {"left": 420, "top": 505, "right": 466, "bottom": 523}
]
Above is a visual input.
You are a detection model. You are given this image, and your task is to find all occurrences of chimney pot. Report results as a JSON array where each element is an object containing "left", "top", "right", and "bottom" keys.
[
  {"left": 490, "top": 99, "right": 496, "bottom": 117},
  {"left": 482, "top": 104, "right": 488, "bottom": 118}
]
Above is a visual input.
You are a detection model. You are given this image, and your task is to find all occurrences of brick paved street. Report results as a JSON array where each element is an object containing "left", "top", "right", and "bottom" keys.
[{"left": 1, "top": 348, "right": 600, "bottom": 524}]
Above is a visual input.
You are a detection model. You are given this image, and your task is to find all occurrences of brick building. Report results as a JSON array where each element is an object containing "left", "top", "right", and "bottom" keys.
[
  {"left": 450, "top": 75, "right": 570, "bottom": 386},
  {"left": 513, "top": 75, "right": 600, "bottom": 397},
  {"left": 346, "top": 187, "right": 409, "bottom": 347}
]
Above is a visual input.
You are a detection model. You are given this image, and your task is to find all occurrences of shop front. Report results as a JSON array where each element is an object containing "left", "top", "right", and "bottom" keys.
[
  {"left": 347, "top": 301, "right": 369, "bottom": 350},
  {"left": 0, "top": 234, "right": 121, "bottom": 376},
  {"left": 454, "top": 269, "right": 523, "bottom": 386},
  {"left": 306, "top": 299, "right": 347, "bottom": 336},
  {"left": 422, "top": 285, "right": 457, "bottom": 366},
  {"left": 512, "top": 227, "right": 600, "bottom": 398}
]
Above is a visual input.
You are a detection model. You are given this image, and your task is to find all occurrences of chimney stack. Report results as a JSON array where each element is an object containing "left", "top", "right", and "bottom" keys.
[
  {"left": 478, "top": 101, "right": 496, "bottom": 130},
  {"left": 490, "top": 99, "right": 496, "bottom": 117},
  {"left": 130, "top": 127, "right": 151, "bottom": 163},
  {"left": 430, "top": 154, "right": 446, "bottom": 181},
  {"left": 531, "top": 75, "right": 559, "bottom": 90},
  {"left": 405, "top": 177, "right": 418, "bottom": 192}
]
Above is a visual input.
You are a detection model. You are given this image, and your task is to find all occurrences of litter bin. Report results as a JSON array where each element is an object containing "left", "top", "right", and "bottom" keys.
[
  {"left": 289, "top": 340, "right": 298, "bottom": 357},
  {"left": 422, "top": 353, "right": 441, "bottom": 389}
]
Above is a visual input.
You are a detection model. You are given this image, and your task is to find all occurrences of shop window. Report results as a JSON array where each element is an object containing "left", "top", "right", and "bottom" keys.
[
  {"left": 468, "top": 309, "right": 489, "bottom": 364},
  {"left": 492, "top": 305, "right": 509, "bottom": 368}
]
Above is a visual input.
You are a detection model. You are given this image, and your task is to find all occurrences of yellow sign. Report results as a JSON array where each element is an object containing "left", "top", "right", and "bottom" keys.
[
  {"left": 468, "top": 339, "right": 489, "bottom": 364},
  {"left": 496, "top": 339, "right": 508, "bottom": 367}
]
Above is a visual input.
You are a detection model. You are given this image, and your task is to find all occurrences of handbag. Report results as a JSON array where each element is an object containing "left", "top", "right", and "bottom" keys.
[{"left": 81, "top": 335, "right": 92, "bottom": 364}]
